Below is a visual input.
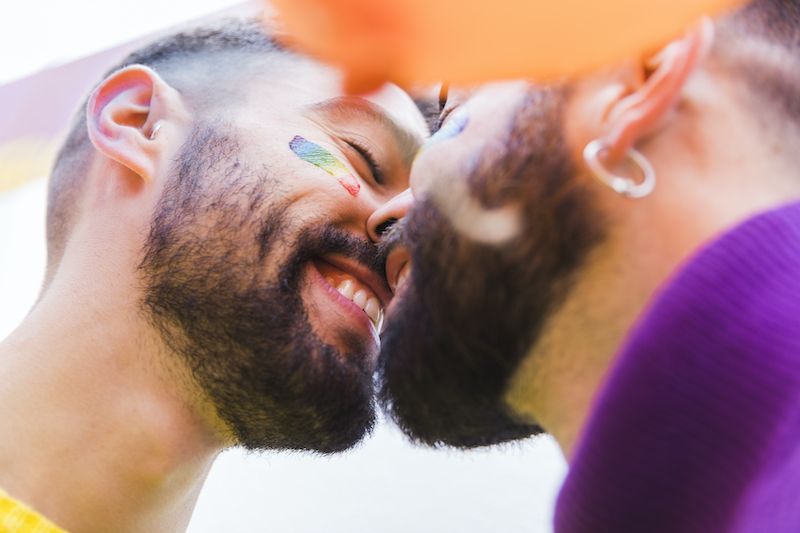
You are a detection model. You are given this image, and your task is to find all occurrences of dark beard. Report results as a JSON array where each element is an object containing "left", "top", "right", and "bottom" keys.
[
  {"left": 139, "top": 124, "right": 381, "bottom": 453},
  {"left": 378, "top": 88, "right": 607, "bottom": 448}
]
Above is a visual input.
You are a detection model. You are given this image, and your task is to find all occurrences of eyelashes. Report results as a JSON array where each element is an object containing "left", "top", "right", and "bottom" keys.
[
  {"left": 345, "top": 139, "right": 386, "bottom": 185},
  {"left": 435, "top": 82, "right": 452, "bottom": 133},
  {"left": 435, "top": 105, "right": 458, "bottom": 132},
  {"left": 438, "top": 82, "right": 450, "bottom": 114},
  {"left": 428, "top": 107, "right": 469, "bottom": 145}
]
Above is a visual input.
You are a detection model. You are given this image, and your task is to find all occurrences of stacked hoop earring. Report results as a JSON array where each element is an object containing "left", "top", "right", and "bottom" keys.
[
  {"left": 583, "top": 140, "right": 656, "bottom": 199},
  {"left": 149, "top": 123, "right": 162, "bottom": 141}
]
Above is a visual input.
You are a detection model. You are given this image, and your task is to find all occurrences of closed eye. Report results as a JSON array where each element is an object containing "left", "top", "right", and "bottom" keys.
[
  {"left": 345, "top": 139, "right": 386, "bottom": 185},
  {"left": 436, "top": 105, "right": 458, "bottom": 131}
]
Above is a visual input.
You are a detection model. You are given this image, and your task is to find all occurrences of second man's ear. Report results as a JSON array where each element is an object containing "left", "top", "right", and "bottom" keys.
[
  {"left": 598, "top": 18, "right": 715, "bottom": 166},
  {"left": 86, "top": 64, "right": 185, "bottom": 181}
]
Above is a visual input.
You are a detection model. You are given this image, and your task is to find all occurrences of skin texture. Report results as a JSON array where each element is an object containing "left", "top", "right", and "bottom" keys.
[
  {"left": 379, "top": 15, "right": 800, "bottom": 456},
  {"left": 0, "top": 43, "right": 425, "bottom": 532}
]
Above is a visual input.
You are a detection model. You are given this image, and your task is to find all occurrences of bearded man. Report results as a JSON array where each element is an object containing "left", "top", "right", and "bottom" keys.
[
  {"left": 0, "top": 18, "right": 425, "bottom": 532},
  {"left": 379, "top": 1, "right": 800, "bottom": 531}
]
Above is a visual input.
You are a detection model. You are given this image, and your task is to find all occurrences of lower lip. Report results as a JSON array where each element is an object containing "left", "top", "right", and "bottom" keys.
[{"left": 307, "top": 262, "right": 380, "bottom": 347}]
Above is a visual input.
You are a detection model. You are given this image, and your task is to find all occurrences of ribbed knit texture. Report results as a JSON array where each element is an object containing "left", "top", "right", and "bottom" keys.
[{"left": 555, "top": 201, "right": 800, "bottom": 533}]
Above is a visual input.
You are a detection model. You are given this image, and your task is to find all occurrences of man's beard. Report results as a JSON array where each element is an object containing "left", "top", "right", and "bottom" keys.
[
  {"left": 378, "top": 87, "right": 607, "bottom": 448},
  {"left": 139, "top": 124, "right": 380, "bottom": 453}
]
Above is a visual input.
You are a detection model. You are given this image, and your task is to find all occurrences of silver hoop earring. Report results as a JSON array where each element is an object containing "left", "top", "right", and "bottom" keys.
[
  {"left": 583, "top": 139, "right": 656, "bottom": 199},
  {"left": 149, "top": 123, "right": 162, "bottom": 140}
]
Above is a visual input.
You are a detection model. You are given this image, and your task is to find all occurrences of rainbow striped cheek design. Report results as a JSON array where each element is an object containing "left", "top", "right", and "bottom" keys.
[{"left": 289, "top": 135, "right": 361, "bottom": 197}]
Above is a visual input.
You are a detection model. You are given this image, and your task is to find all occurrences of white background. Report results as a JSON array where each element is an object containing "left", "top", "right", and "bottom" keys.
[{"left": 0, "top": 1, "right": 567, "bottom": 531}]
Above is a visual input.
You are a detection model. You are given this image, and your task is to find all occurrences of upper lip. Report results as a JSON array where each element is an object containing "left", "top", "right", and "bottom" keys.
[
  {"left": 385, "top": 246, "right": 410, "bottom": 295},
  {"left": 320, "top": 254, "right": 394, "bottom": 309}
]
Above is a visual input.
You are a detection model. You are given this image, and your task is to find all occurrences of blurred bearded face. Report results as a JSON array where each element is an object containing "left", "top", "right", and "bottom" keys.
[{"left": 378, "top": 82, "right": 607, "bottom": 447}]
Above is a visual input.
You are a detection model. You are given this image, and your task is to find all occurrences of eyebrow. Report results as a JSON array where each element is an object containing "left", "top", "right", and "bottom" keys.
[{"left": 304, "top": 96, "right": 423, "bottom": 167}]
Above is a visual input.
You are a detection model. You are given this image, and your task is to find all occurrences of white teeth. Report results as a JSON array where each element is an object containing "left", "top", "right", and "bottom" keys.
[
  {"left": 333, "top": 277, "right": 384, "bottom": 329},
  {"left": 353, "top": 289, "right": 368, "bottom": 309},
  {"left": 376, "top": 309, "right": 385, "bottom": 332},
  {"left": 364, "top": 298, "right": 381, "bottom": 325},
  {"left": 396, "top": 264, "right": 410, "bottom": 290},
  {"left": 337, "top": 279, "right": 355, "bottom": 299}
]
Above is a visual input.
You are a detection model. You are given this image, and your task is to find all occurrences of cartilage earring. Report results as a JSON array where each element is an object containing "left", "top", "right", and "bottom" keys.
[
  {"left": 149, "top": 123, "right": 162, "bottom": 141},
  {"left": 583, "top": 139, "right": 656, "bottom": 199}
]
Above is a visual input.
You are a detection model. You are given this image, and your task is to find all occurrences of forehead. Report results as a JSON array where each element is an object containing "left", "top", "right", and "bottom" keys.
[
  {"left": 459, "top": 81, "right": 531, "bottom": 117},
  {"left": 236, "top": 54, "right": 426, "bottom": 136}
]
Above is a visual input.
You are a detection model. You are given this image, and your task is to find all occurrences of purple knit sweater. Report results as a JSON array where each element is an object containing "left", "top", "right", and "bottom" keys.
[{"left": 554, "top": 201, "right": 800, "bottom": 533}]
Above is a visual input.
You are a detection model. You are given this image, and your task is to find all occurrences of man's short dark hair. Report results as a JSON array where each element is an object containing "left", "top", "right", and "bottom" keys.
[
  {"left": 716, "top": 0, "right": 800, "bottom": 121},
  {"left": 46, "top": 18, "right": 287, "bottom": 277}
]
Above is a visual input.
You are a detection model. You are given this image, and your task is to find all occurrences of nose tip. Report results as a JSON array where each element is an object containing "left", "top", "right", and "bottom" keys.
[{"left": 367, "top": 188, "right": 414, "bottom": 242}]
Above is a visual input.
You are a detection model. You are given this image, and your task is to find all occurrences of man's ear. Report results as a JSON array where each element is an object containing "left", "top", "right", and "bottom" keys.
[
  {"left": 596, "top": 18, "right": 715, "bottom": 165},
  {"left": 86, "top": 65, "right": 185, "bottom": 181}
]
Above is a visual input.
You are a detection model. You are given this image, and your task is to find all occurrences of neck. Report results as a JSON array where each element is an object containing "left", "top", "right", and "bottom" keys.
[
  {"left": 0, "top": 269, "right": 223, "bottom": 532},
  {"left": 510, "top": 194, "right": 800, "bottom": 458},
  {"left": 506, "top": 229, "right": 665, "bottom": 457}
]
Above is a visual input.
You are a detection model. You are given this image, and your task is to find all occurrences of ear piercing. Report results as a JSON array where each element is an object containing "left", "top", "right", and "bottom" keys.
[
  {"left": 149, "top": 123, "right": 162, "bottom": 140},
  {"left": 583, "top": 139, "right": 656, "bottom": 199}
]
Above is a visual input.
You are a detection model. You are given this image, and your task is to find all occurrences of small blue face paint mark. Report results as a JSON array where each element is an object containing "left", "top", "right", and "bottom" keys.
[
  {"left": 428, "top": 108, "right": 469, "bottom": 146},
  {"left": 414, "top": 108, "right": 469, "bottom": 162}
]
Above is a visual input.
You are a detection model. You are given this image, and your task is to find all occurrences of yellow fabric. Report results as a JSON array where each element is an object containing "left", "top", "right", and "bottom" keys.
[
  {"left": 0, "top": 138, "right": 58, "bottom": 194},
  {"left": 0, "top": 488, "right": 67, "bottom": 533}
]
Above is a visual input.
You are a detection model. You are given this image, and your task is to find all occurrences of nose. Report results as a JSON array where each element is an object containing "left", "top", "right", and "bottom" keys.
[{"left": 367, "top": 188, "right": 414, "bottom": 242}]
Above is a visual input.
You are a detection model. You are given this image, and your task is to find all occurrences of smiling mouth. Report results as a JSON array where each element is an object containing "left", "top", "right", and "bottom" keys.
[{"left": 314, "top": 259, "right": 386, "bottom": 332}]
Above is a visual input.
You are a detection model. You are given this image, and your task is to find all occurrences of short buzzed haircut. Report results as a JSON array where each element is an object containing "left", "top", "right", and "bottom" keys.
[
  {"left": 715, "top": 0, "right": 800, "bottom": 121},
  {"left": 46, "top": 18, "right": 288, "bottom": 278}
]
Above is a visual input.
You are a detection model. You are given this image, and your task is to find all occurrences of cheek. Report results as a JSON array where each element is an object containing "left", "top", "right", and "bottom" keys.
[
  {"left": 283, "top": 163, "right": 360, "bottom": 205},
  {"left": 410, "top": 141, "right": 469, "bottom": 197},
  {"left": 288, "top": 135, "right": 362, "bottom": 198},
  {"left": 411, "top": 138, "right": 523, "bottom": 246},
  {"left": 282, "top": 186, "right": 347, "bottom": 227}
]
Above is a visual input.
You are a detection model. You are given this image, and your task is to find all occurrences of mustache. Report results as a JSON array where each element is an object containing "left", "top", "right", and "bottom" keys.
[
  {"left": 376, "top": 217, "right": 410, "bottom": 261},
  {"left": 293, "top": 224, "right": 391, "bottom": 282}
]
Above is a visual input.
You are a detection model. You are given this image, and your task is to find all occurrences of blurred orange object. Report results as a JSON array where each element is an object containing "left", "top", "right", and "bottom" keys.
[{"left": 270, "top": 0, "right": 743, "bottom": 92}]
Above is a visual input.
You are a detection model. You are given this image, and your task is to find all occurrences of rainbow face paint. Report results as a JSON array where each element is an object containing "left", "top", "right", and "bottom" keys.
[{"left": 289, "top": 135, "right": 361, "bottom": 197}]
